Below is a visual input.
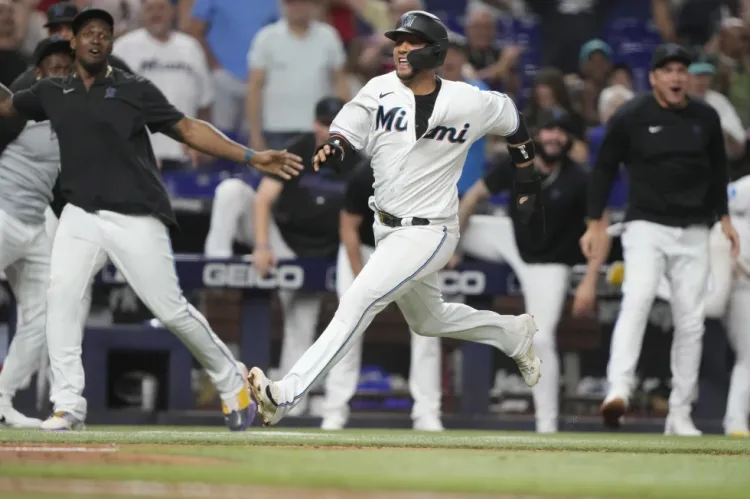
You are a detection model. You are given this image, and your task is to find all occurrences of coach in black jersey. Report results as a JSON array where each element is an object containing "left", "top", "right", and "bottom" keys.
[
  {"left": 581, "top": 43, "right": 740, "bottom": 435},
  {"left": 0, "top": 8, "right": 302, "bottom": 432}
]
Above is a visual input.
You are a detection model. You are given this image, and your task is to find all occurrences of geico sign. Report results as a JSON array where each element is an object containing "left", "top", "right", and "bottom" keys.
[
  {"left": 202, "top": 263, "right": 304, "bottom": 290},
  {"left": 438, "top": 270, "right": 486, "bottom": 295}
]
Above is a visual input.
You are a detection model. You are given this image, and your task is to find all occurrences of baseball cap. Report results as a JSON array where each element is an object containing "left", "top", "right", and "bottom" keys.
[
  {"left": 579, "top": 39, "right": 613, "bottom": 63},
  {"left": 44, "top": 2, "right": 78, "bottom": 28},
  {"left": 536, "top": 108, "right": 573, "bottom": 134},
  {"left": 71, "top": 8, "right": 115, "bottom": 35},
  {"left": 651, "top": 43, "right": 693, "bottom": 70},
  {"left": 33, "top": 35, "right": 72, "bottom": 66},
  {"left": 688, "top": 62, "right": 716, "bottom": 75},
  {"left": 315, "top": 97, "right": 345, "bottom": 125}
]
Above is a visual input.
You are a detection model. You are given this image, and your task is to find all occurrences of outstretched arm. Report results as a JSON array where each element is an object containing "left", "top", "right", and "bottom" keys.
[{"left": 165, "top": 117, "right": 303, "bottom": 179}]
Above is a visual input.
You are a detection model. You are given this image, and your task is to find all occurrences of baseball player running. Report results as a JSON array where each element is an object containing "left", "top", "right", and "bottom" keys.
[
  {"left": 247, "top": 10, "right": 543, "bottom": 426},
  {"left": 0, "top": 9, "right": 302, "bottom": 431},
  {"left": 457, "top": 111, "right": 590, "bottom": 433},
  {"left": 0, "top": 37, "right": 72, "bottom": 428},
  {"left": 322, "top": 164, "right": 443, "bottom": 431},
  {"left": 581, "top": 44, "right": 740, "bottom": 435}
]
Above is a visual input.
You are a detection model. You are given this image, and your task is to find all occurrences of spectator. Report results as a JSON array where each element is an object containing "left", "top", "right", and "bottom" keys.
[
  {"left": 114, "top": 0, "right": 214, "bottom": 170},
  {"left": 0, "top": 0, "right": 28, "bottom": 86},
  {"left": 185, "top": 0, "right": 279, "bottom": 134},
  {"left": 247, "top": 0, "right": 349, "bottom": 151},
  {"left": 688, "top": 60, "right": 746, "bottom": 161},
  {"left": 323, "top": 0, "right": 358, "bottom": 46},
  {"left": 462, "top": 3, "right": 521, "bottom": 98},
  {"left": 525, "top": 67, "right": 588, "bottom": 164},
  {"left": 525, "top": 0, "right": 615, "bottom": 75},
  {"left": 652, "top": 0, "right": 739, "bottom": 48},
  {"left": 344, "top": 0, "right": 398, "bottom": 33},
  {"left": 710, "top": 18, "right": 750, "bottom": 126},
  {"left": 609, "top": 62, "right": 635, "bottom": 90},
  {"left": 578, "top": 39, "right": 614, "bottom": 126},
  {"left": 587, "top": 84, "right": 635, "bottom": 167},
  {"left": 357, "top": 0, "right": 423, "bottom": 78},
  {"left": 14, "top": 0, "right": 44, "bottom": 59}
]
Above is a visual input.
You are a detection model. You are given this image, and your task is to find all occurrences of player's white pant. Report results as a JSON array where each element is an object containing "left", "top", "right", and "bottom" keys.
[
  {"left": 461, "top": 215, "right": 568, "bottom": 432},
  {"left": 725, "top": 271, "right": 750, "bottom": 433},
  {"left": 271, "top": 218, "right": 532, "bottom": 413},
  {"left": 607, "top": 221, "right": 709, "bottom": 416},
  {"left": 322, "top": 243, "right": 442, "bottom": 426},
  {"left": 0, "top": 209, "right": 52, "bottom": 401},
  {"left": 46, "top": 204, "right": 246, "bottom": 420},
  {"left": 205, "top": 179, "right": 321, "bottom": 410}
]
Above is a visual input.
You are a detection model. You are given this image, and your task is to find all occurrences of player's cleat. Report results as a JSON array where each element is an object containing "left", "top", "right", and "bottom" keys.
[
  {"left": 413, "top": 414, "right": 444, "bottom": 432},
  {"left": 39, "top": 411, "right": 84, "bottom": 431},
  {"left": 727, "top": 429, "right": 750, "bottom": 438},
  {"left": 0, "top": 406, "right": 43, "bottom": 429},
  {"left": 222, "top": 362, "right": 256, "bottom": 431},
  {"left": 600, "top": 394, "right": 628, "bottom": 429},
  {"left": 664, "top": 414, "right": 702, "bottom": 436},
  {"left": 512, "top": 314, "right": 542, "bottom": 387},
  {"left": 321, "top": 415, "right": 346, "bottom": 431},
  {"left": 247, "top": 366, "right": 284, "bottom": 426}
]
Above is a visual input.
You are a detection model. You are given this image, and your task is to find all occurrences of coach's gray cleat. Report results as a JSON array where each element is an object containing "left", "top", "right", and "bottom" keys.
[
  {"left": 39, "top": 411, "right": 84, "bottom": 431},
  {"left": 512, "top": 314, "right": 542, "bottom": 387},
  {"left": 248, "top": 367, "right": 284, "bottom": 426}
]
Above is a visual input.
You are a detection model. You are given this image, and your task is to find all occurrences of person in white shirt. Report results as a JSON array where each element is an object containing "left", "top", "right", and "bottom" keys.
[
  {"left": 688, "top": 60, "right": 746, "bottom": 160},
  {"left": 113, "top": 0, "right": 213, "bottom": 170},
  {"left": 247, "top": 0, "right": 350, "bottom": 152}
]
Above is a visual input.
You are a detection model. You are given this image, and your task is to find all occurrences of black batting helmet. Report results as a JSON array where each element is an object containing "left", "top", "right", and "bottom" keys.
[{"left": 384, "top": 11, "right": 449, "bottom": 72}]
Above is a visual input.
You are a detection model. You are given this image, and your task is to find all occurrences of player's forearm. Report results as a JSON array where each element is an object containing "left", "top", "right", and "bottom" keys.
[
  {"left": 171, "top": 117, "right": 248, "bottom": 163},
  {"left": 0, "top": 83, "right": 17, "bottom": 118},
  {"left": 458, "top": 187, "right": 485, "bottom": 235},
  {"left": 247, "top": 82, "right": 264, "bottom": 141},
  {"left": 342, "top": 233, "right": 363, "bottom": 275},
  {"left": 253, "top": 201, "right": 273, "bottom": 247}
]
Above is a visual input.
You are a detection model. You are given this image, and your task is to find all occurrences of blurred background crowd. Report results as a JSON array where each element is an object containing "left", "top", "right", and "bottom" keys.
[{"left": 0, "top": 0, "right": 748, "bottom": 426}]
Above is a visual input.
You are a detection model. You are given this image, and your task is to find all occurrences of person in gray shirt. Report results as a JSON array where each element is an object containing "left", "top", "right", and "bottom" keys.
[{"left": 0, "top": 37, "right": 72, "bottom": 428}]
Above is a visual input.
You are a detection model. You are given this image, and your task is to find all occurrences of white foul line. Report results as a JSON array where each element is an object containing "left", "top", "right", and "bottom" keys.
[{"left": 0, "top": 446, "right": 117, "bottom": 453}]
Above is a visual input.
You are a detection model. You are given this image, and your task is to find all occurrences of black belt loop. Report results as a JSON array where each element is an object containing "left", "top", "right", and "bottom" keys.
[{"left": 377, "top": 210, "right": 430, "bottom": 228}]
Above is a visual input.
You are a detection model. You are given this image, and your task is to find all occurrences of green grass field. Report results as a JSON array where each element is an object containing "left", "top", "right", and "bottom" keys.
[{"left": 1, "top": 426, "right": 749, "bottom": 498}]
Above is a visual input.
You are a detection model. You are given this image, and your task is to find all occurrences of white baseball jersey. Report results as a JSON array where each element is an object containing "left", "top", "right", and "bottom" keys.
[
  {"left": 330, "top": 72, "right": 519, "bottom": 220},
  {"left": 728, "top": 175, "right": 750, "bottom": 271}
]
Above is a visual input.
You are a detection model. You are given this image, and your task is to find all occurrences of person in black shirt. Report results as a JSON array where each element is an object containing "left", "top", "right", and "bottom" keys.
[
  {"left": 456, "top": 110, "right": 591, "bottom": 433},
  {"left": 320, "top": 164, "right": 444, "bottom": 432},
  {"left": 205, "top": 96, "right": 350, "bottom": 416},
  {"left": 581, "top": 43, "right": 740, "bottom": 436},
  {"left": 0, "top": 8, "right": 302, "bottom": 432}
]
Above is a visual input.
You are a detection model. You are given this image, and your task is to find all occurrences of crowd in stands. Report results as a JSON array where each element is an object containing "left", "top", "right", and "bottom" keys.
[{"left": 0, "top": 0, "right": 748, "bottom": 184}]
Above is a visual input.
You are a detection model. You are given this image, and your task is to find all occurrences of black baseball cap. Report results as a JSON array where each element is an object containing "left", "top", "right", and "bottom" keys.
[
  {"left": 651, "top": 43, "right": 693, "bottom": 70},
  {"left": 315, "top": 97, "right": 345, "bottom": 125},
  {"left": 536, "top": 108, "right": 573, "bottom": 134},
  {"left": 44, "top": 2, "right": 78, "bottom": 28},
  {"left": 71, "top": 8, "right": 115, "bottom": 35},
  {"left": 33, "top": 35, "right": 72, "bottom": 66}
]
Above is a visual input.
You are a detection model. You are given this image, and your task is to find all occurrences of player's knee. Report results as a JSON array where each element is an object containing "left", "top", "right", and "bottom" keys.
[
  {"left": 673, "top": 313, "right": 704, "bottom": 337},
  {"left": 214, "top": 178, "right": 254, "bottom": 205}
]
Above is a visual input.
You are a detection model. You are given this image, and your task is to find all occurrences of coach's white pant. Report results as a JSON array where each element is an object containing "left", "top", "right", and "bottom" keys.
[
  {"left": 461, "top": 215, "right": 568, "bottom": 432},
  {"left": 608, "top": 221, "right": 709, "bottom": 416},
  {"left": 0, "top": 210, "right": 52, "bottom": 400},
  {"left": 47, "top": 204, "right": 246, "bottom": 420},
  {"left": 322, "top": 243, "right": 441, "bottom": 424},
  {"left": 205, "top": 179, "right": 321, "bottom": 406},
  {"left": 272, "top": 218, "right": 532, "bottom": 412}
]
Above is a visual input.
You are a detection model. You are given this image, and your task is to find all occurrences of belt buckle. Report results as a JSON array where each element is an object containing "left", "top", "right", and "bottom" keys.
[{"left": 379, "top": 211, "right": 386, "bottom": 225}]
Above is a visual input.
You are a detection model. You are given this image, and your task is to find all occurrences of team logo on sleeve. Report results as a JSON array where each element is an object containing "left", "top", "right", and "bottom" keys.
[
  {"left": 423, "top": 123, "right": 470, "bottom": 144},
  {"left": 376, "top": 106, "right": 408, "bottom": 132}
]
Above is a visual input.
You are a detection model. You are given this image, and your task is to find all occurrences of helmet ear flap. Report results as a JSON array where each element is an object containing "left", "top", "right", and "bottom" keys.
[{"left": 406, "top": 44, "right": 446, "bottom": 72}]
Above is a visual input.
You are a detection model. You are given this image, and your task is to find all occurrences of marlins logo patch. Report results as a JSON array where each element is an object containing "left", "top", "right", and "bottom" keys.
[{"left": 401, "top": 14, "right": 416, "bottom": 27}]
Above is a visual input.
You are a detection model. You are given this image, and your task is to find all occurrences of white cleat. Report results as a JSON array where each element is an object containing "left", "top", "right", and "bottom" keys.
[
  {"left": 664, "top": 414, "right": 702, "bottom": 436},
  {"left": 413, "top": 414, "right": 444, "bottom": 432},
  {"left": 40, "top": 411, "right": 84, "bottom": 431},
  {"left": 0, "top": 406, "right": 43, "bottom": 429},
  {"left": 513, "top": 314, "right": 542, "bottom": 387},
  {"left": 247, "top": 367, "right": 284, "bottom": 426},
  {"left": 320, "top": 415, "right": 346, "bottom": 431}
]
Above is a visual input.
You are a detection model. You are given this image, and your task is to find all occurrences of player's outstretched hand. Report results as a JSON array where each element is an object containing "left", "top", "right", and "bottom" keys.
[
  {"left": 249, "top": 150, "right": 304, "bottom": 179},
  {"left": 580, "top": 224, "right": 608, "bottom": 260}
]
